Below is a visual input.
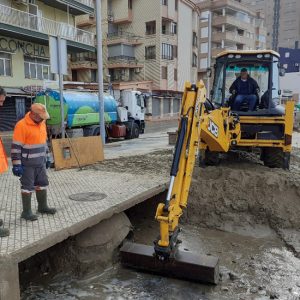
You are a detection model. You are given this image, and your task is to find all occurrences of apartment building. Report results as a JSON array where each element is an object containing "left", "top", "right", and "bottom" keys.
[
  {"left": 195, "top": 0, "right": 266, "bottom": 76},
  {"left": 0, "top": 0, "right": 95, "bottom": 130},
  {"left": 73, "top": 0, "right": 200, "bottom": 119},
  {"left": 243, "top": 0, "right": 300, "bottom": 50}
]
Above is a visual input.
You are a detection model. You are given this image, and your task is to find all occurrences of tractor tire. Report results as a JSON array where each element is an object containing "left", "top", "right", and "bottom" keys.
[
  {"left": 261, "top": 148, "right": 290, "bottom": 169},
  {"left": 200, "top": 149, "right": 220, "bottom": 167}
]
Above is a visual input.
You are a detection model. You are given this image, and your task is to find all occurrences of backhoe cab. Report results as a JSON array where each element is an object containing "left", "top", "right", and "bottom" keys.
[{"left": 206, "top": 50, "right": 294, "bottom": 169}]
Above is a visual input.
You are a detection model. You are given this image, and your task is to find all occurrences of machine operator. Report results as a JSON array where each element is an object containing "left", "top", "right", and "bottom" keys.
[{"left": 229, "top": 68, "right": 259, "bottom": 111}]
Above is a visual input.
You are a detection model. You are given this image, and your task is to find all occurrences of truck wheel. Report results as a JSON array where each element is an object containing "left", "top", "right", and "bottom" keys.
[
  {"left": 125, "top": 122, "right": 139, "bottom": 140},
  {"left": 200, "top": 149, "right": 220, "bottom": 166},
  {"left": 133, "top": 123, "right": 140, "bottom": 138},
  {"left": 261, "top": 148, "right": 290, "bottom": 169}
]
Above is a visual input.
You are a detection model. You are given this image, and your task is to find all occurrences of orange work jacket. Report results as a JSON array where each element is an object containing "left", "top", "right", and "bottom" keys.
[
  {"left": 11, "top": 112, "right": 48, "bottom": 167},
  {"left": 0, "top": 136, "right": 8, "bottom": 173}
]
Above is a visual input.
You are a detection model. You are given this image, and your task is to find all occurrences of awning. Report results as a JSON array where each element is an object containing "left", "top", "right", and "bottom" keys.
[{"left": 4, "top": 88, "right": 33, "bottom": 98}]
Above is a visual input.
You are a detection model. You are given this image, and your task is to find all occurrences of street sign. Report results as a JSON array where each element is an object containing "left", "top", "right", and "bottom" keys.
[{"left": 49, "top": 36, "right": 68, "bottom": 75}]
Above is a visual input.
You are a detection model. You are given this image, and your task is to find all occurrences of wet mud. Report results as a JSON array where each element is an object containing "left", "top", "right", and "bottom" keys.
[{"left": 21, "top": 149, "right": 300, "bottom": 299}]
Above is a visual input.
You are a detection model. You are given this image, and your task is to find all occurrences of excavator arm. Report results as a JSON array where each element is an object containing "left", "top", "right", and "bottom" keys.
[
  {"left": 154, "top": 81, "right": 240, "bottom": 260},
  {"left": 120, "top": 81, "right": 239, "bottom": 284}
]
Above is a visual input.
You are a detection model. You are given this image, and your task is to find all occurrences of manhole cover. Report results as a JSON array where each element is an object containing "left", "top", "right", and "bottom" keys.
[{"left": 69, "top": 192, "right": 107, "bottom": 202}]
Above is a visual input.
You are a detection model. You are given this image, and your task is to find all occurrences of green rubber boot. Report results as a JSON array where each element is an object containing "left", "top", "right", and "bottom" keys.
[
  {"left": 0, "top": 220, "right": 9, "bottom": 237},
  {"left": 36, "top": 190, "right": 57, "bottom": 215},
  {"left": 21, "top": 193, "right": 38, "bottom": 221}
]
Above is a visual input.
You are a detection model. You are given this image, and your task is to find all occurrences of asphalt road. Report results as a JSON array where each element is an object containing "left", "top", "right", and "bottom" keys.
[{"left": 1, "top": 120, "right": 178, "bottom": 158}]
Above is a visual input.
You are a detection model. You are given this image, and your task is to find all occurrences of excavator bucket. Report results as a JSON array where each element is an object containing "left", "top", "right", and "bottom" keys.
[
  {"left": 120, "top": 83, "right": 219, "bottom": 284},
  {"left": 120, "top": 242, "right": 219, "bottom": 284}
]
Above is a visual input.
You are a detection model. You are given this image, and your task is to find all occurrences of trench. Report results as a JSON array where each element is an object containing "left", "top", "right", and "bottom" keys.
[
  {"left": 20, "top": 150, "right": 300, "bottom": 300},
  {"left": 20, "top": 192, "right": 300, "bottom": 300}
]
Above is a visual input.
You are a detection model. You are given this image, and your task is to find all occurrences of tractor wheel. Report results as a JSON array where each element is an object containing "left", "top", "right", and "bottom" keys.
[
  {"left": 200, "top": 149, "right": 220, "bottom": 166},
  {"left": 261, "top": 148, "right": 290, "bottom": 169}
]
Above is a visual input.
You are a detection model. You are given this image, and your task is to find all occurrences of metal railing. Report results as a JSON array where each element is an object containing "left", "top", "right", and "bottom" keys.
[
  {"left": 107, "top": 31, "right": 142, "bottom": 42},
  {"left": 0, "top": 4, "right": 95, "bottom": 46},
  {"left": 74, "top": 0, "right": 95, "bottom": 8},
  {"left": 71, "top": 53, "right": 97, "bottom": 62},
  {"left": 107, "top": 56, "right": 140, "bottom": 65}
]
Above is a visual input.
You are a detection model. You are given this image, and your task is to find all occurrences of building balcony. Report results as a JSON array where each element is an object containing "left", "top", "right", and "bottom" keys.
[
  {"left": 106, "top": 32, "right": 143, "bottom": 46},
  {"left": 212, "top": 31, "right": 252, "bottom": 46},
  {"left": 197, "top": 0, "right": 256, "bottom": 17},
  {"left": 0, "top": 4, "right": 95, "bottom": 52},
  {"left": 213, "top": 15, "right": 250, "bottom": 30},
  {"left": 108, "top": 10, "right": 133, "bottom": 24},
  {"left": 212, "top": 48, "right": 222, "bottom": 57},
  {"left": 76, "top": 14, "right": 96, "bottom": 28},
  {"left": 162, "top": 5, "right": 175, "bottom": 21},
  {"left": 40, "top": 0, "right": 94, "bottom": 15},
  {"left": 107, "top": 56, "right": 143, "bottom": 69},
  {"left": 161, "top": 30, "right": 176, "bottom": 37},
  {"left": 70, "top": 54, "right": 97, "bottom": 69}
]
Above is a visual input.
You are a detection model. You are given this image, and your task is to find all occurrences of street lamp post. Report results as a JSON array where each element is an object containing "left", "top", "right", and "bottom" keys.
[
  {"left": 207, "top": 11, "right": 212, "bottom": 94},
  {"left": 95, "top": 0, "right": 105, "bottom": 145}
]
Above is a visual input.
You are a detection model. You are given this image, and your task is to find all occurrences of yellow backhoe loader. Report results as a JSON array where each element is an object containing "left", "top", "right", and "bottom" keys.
[{"left": 120, "top": 50, "right": 294, "bottom": 284}]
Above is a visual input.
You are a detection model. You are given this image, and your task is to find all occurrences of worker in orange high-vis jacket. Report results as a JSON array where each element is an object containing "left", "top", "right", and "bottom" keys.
[
  {"left": 0, "top": 87, "right": 10, "bottom": 237},
  {"left": 11, "top": 103, "right": 56, "bottom": 221}
]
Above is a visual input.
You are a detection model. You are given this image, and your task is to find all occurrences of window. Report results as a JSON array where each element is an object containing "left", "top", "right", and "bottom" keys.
[
  {"left": 171, "top": 22, "right": 177, "bottom": 35},
  {"left": 161, "top": 43, "right": 173, "bottom": 60},
  {"left": 200, "top": 11, "right": 209, "bottom": 22},
  {"left": 173, "top": 45, "right": 178, "bottom": 58},
  {"left": 146, "top": 21, "right": 156, "bottom": 35},
  {"left": 200, "top": 42, "right": 208, "bottom": 53},
  {"left": 0, "top": 53, "right": 12, "bottom": 77},
  {"left": 175, "top": 0, "right": 178, "bottom": 10},
  {"left": 162, "top": 23, "right": 167, "bottom": 34},
  {"left": 145, "top": 46, "right": 156, "bottom": 59},
  {"left": 161, "top": 0, "right": 168, "bottom": 5},
  {"left": 200, "top": 58, "right": 207, "bottom": 69},
  {"left": 162, "top": 66, "right": 167, "bottom": 79},
  {"left": 128, "top": 0, "right": 132, "bottom": 9},
  {"left": 192, "top": 53, "right": 197, "bottom": 67},
  {"left": 174, "top": 68, "right": 177, "bottom": 81},
  {"left": 91, "top": 70, "right": 97, "bottom": 82},
  {"left": 201, "top": 27, "right": 208, "bottom": 38},
  {"left": 24, "top": 56, "right": 54, "bottom": 80},
  {"left": 193, "top": 32, "right": 198, "bottom": 47}
]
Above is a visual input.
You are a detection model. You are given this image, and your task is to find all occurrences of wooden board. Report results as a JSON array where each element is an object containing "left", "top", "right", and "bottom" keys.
[{"left": 52, "top": 136, "right": 104, "bottom": 170}]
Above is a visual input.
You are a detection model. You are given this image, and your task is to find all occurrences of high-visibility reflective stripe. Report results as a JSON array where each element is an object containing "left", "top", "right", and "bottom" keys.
[
  {"left": 11, "top": 149, "right": 21, "bottom": 154},
  {"left": 23, "top": 144, "right": 47, "bottom": 149},
  {"left": 34, "top": 186, "right": 47, "bottom": 190},
  {"left": 21, "top": 189, "right": 34, "bottom": 193},
  {"left": 12, "top": 160, "right": 21, "bottom": 165},
  {"left": 21, "top": 152, "right": 46, "bottom": 159}
]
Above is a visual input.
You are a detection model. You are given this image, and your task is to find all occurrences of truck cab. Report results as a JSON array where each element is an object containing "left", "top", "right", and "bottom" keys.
[{"left": 121, "top": 90, "right": 146, "bottom": 133}]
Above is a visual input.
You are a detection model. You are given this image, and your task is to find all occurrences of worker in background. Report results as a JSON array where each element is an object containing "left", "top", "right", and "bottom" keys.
[
  {"left": 229, "top": 68, "right": 259, "bottom": 111},
  {"left": 11, "top": 103, "right": 56, "bottom": 221},
  {"left": 0, "top": 87, "right": 10, "bottom": 237}
]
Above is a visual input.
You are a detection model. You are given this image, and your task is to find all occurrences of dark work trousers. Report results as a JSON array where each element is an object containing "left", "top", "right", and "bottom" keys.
[{"left": 20, "top": 165, "right": 49, "bottom": 193}]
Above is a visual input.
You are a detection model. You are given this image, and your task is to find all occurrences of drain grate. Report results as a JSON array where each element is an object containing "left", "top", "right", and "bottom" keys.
[{"left": 69, "top": 192, "right": 107, "bottom": 202}]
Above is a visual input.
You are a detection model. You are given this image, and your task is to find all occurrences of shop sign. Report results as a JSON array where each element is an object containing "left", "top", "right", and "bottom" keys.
[{"left": 0, "top": 37, "right": 47, "bottom": 57}]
